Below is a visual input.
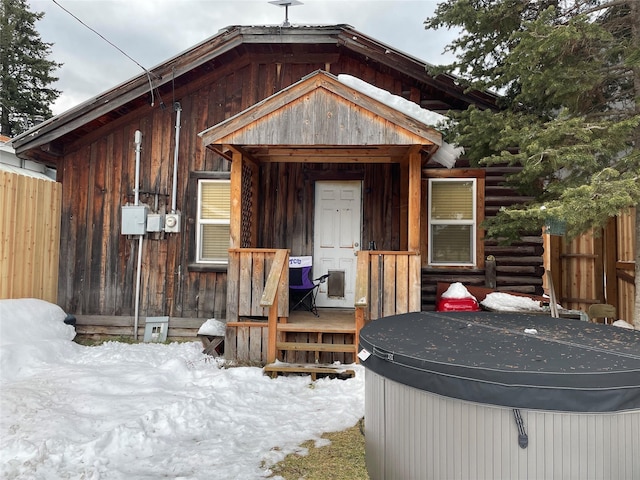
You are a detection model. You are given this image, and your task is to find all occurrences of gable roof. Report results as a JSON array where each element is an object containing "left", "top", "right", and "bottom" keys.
[
  {"left": 199, "top": 70, "right": 442, "bottom": 163},
  {"left": 12, "top": 24, "right": 497, "bottom": 159}
]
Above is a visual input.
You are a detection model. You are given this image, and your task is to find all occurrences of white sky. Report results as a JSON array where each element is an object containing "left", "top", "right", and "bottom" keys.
[
  {"left": 0, "top": 298, "right": 365, "bottom": 479},
  {"left": 28, "top": 0, "right": 457, "bottom": 115}
]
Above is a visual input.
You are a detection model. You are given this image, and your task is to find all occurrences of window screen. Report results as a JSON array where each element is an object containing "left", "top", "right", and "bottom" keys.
[
  {"left": 197, "top": 180, "right": 230, "bottom": 263},
  {"left": 428, "top": 179, "right": 476, "bottom": 265}
]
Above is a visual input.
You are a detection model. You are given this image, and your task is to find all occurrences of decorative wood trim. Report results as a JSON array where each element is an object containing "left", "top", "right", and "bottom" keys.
[{"left": 423, "top": 168, "right": 486, "bottom": 178}]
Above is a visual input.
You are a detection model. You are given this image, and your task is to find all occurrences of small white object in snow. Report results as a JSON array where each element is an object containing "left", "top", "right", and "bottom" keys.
[
  {"left": 197, "top": 318, "right": 226, "bottom": 336},
  {"left": 524, "top": 329, "right": 538, "bottom": 335},
  {"left": 441, "top": 282, "right": 477, "bottom": 300}
]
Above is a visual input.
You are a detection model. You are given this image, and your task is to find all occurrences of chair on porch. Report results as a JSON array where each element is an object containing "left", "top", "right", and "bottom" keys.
[
  {"left": 289, "top": 256, "right": 329, "bottom": 317},
  {"left": 588, "top": 303, "right": 617, "bottom": 324}
]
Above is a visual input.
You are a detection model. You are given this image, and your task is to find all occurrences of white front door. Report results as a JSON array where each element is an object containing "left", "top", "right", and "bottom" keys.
[{"left": 313, "top": 180, "right": 362, "bottom": 308}]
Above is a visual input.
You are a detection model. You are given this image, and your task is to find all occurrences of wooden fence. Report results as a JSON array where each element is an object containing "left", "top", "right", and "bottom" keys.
[
  {"left": 0, "top": 170, "right": 61, "bottom": 302},
  {"left": 545, "top": 209, "right": 636, "bottom": 322}
]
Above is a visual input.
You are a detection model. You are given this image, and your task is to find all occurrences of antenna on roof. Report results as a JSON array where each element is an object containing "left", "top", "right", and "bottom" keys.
[{"left": 269, "top": 0, "right": 303, "bottom": 27}]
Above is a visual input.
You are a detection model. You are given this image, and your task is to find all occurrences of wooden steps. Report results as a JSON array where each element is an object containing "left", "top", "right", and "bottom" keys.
[
  {"left": 263, "top": 309, "right": 358, "bottom": 379},
  {"left": 264, "top": 362, "right": 356, "bottom": 380}
]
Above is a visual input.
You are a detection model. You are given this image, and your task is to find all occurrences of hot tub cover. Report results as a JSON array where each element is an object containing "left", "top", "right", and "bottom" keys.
[{"left": 359, "top": 312, "right": 640, "bottom": 412}]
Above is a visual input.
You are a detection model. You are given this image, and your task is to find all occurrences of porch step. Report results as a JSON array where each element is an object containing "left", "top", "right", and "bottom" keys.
[
  {"left": 276, "top": 341, "right": 357, "bottom": 353},
  {"left": 264, "top": 362, "right": 356, "bottom": 380},
  {"left": 276, "top": 323, "right": 356, "bottom": 334}
]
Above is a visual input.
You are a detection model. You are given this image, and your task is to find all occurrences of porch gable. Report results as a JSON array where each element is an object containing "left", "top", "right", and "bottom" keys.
[{"left": 198, "top": 70, "right": 442, "bottom": 162}]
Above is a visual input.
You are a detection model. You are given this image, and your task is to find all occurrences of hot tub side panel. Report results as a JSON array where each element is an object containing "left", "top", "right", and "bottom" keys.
[
  {"left": 364, "top": 367, "right": 385, "bottom": 478},
  {"left": 364, "top": 370, "right": 640, "bottom": 480}
]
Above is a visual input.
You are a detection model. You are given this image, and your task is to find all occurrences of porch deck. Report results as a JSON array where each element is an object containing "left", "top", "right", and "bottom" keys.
[
  {"left": 282, "top": 308, "right": 355, "bottom": 333},
  {"left": 225, "top": 248, "right": 421, "bottom": 374}
]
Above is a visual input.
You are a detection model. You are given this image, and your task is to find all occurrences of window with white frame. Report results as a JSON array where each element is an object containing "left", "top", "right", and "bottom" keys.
[
  {"left": 428, "top": 178, "right": 476, "bottom": 266},
  {"left": 196, "top": 179, "right": 230, "bottom": 264}
]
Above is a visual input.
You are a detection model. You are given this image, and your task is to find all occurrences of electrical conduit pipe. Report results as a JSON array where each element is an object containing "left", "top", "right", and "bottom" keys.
[{"left": 133, "top": 130, "right": 143, "bottom": 340}]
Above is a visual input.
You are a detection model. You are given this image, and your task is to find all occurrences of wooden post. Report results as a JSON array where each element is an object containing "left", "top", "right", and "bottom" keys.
[
  {"left": 407, "top": 149, "right": 422, "bottom": 312},
  {"left": 229, "top": 149, "right": 243, "bottom": 249},
  {"left": 267, "top": 292, "right": 278, "bottom": 363},
  {"left": 485, "top": 255, "right": 496, "bottom": 289},
  {"left": 354, "top": 307, "right": 365, "bottom": 363},
  {"left": 603, "top": 217, "right": 618, "bottom": 308},
  {"left": 260, "top": 249, "right": 288, "bottom": 363},
  {"left": 407, "top": 148, "right": 421, "bottom": 253}
]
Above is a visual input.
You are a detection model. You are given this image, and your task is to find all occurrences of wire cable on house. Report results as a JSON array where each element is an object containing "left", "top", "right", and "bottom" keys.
[{"left": 51, "top": 0, "right": 157, "bottom": 106}]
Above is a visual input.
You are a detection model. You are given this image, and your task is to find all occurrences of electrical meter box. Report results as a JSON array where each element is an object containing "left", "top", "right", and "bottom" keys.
[
  {"left": 121, "top": 205, "right": 148, "bottom": 235},
  {"left": 164, "top": 212, "right": 181, "bottom": 233}
]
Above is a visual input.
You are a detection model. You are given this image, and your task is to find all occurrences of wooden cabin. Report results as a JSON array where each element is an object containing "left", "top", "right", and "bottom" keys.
[{"left": 11, "top": 25, "right": 544, "bottom": 371}]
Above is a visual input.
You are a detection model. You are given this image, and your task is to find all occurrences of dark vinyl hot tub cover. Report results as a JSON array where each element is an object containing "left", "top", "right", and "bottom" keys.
[{"left": 359, "top": 312, "right": 640, "bottom": 413}]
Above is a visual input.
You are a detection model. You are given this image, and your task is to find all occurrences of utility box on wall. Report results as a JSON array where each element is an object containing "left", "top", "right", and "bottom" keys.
[
  {"left": 146, "top": 213, "right": 165, "bottom": 232},
  {"left": 164, "top": 212, "right": 181, "bottom": 233},
  {"left": 121, "top": 205, "right": 148, "bottom": 235}
]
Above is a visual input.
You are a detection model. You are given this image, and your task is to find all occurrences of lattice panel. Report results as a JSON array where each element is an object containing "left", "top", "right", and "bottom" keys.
[{"left": 241, "top": 163, "right": 253, "bottom": 247}]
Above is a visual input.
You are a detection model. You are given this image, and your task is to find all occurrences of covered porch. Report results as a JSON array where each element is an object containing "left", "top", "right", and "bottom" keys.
[{"left": 199, "top": 71, "right": 443, "bottom": 369}]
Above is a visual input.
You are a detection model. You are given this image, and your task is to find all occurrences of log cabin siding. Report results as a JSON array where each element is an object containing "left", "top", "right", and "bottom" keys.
[
  {"left": 54, "top": 51, "right": 431, "bottom": 319},
  {"left": 421, "top": 162, "right": 544, "bottom": 309}
]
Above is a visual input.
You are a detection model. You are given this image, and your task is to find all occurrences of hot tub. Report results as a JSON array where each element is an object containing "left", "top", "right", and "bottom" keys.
[{"left": 359, "top": 311, "right": 640, "bottom": 480}]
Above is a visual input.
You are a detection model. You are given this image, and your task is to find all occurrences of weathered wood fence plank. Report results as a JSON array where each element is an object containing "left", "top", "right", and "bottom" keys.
[{"left": 0, "top": 171, "right": 61, "bottom": 302}]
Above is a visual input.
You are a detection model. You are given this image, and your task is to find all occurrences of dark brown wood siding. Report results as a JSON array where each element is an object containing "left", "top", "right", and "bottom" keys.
[
  {"left": 54, "top": 47, "right": 541, "bottom": 320},
  {"left": 258, "top": 162, "right": 401, "bottom": 255}
]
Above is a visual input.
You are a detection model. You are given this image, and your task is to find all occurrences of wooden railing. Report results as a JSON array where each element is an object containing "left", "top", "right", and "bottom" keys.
[
  {"left": 226, "top": 248, "right": 421, "bottom": 364},
  {"left": 355, "top": 250, "right": 422, "bottom": 321},
  {"left": 227, "top": 248, "right": 290, "bottom": 321},
  {"left": 259, "top": 249, "right": 289, "bottom": 362},
  {"left": 226, "top": 248, "right": 289, "bottom": 363}
]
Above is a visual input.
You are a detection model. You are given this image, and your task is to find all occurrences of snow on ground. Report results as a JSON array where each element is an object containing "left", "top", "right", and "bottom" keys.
[{"left": 0, "top": 299, "right": 364, "bottom": 480}]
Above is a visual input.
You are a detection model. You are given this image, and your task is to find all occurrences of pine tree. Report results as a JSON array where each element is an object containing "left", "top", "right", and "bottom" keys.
[
  {"left": 0, "top": 0, "right": 60, "bottom": 137},
  {"left": 426, "top": 0, "right": 640, "bottom": 325}
]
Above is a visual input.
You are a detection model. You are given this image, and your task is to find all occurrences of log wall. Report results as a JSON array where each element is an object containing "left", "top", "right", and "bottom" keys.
[{"left": 421, "top": 164, "right": 544, "bottom": 309}]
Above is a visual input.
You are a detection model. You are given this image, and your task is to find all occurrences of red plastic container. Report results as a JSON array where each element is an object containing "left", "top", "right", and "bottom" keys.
[{"left": 436, "top": 297, "right": 480, "bottom": 312}]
